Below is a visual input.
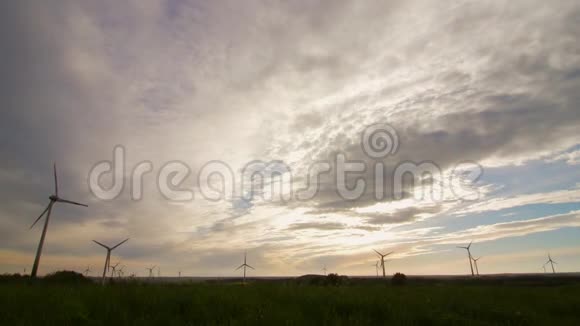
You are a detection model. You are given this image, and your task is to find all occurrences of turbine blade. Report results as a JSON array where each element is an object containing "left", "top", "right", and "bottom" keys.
[
  {"left": 385, "top": 251, "right": 393, "bottom": 257},
  {"left": 246, "top": 264, "right": 255, "bottom": 270},
  {"left": 57, "top": 198, "right": 88, "bottom": 207},
  {"left": 373, "top": 249, "right": 383, "bottom": 256},
  {"left": 235, "top": 264, "right": 244, "bottom": 270},
  {"left": 112, "top": 238, "right": 129, "bottom": 250},
  {"left": 30, "top": 203, "right": 51, "bottom": 229},
  {"left": 467, "top": 241, "right": 473, "bottom": 249},
  {"left": 54, "top": 163, "right": 58, "bottom": 196},
  {"left": 92, "top": 240, "right": 110, "bottom": 249}
]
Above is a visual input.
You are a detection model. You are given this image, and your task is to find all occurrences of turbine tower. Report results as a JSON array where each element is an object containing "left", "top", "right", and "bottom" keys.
[
  {"left": 92, "top": 238, "right": 129, "bottom": 284},
  {"left": 542, "top": 264, "right": 547, "bottom": 273},
  {"left": 322, "top": 265, "right": 327, "bottom": 276},
  {"left": 30, "top": 164, "right": 88, "bottom": 277},
  {"left": 545, "top": 254, "right": 557, "bottom": 274},
  {"left": 146, "top": 266, "right": 157, "bottom": 278},
  {"left": 374, "top": 261, "right": 380, "bottom": 277},
  {"left": 109, "top": 262, "right": 120, "bottom": 278},
  {"left": 373, "top": 249, "right": 393, "bottom": 277},
  {"left": 117, "top": 265, "right": 125, "bottom": 278},
  {"left": 472, "top": 256, "right": 482, "bottom": 276},
  {"left": 235, "top": 252, "right": 254, "bottom": 284},
  {"left": 457, "top": 241, "right": 475, "bottom": 276},
  {"left": 84, "top": 265, "right": 91, "bottom": 276}
]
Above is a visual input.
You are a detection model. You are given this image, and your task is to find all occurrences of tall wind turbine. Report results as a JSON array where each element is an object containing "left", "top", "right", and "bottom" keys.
[
  {"left": 373, "top": 249, "right": 392, "bottom": 277},
  {"left": 117, "top": 265, "right": 125, "bottom": 278},
  {"left": 235, "top": 252, "right": 254, "bottom": 284},
  {"left": 30, "top": 164, "right": 88, "bottom": 277},
  {"left": 542, "top": 265, "right": 547, "bottom": 273},
  {"left": 146, "top": 266, "right": 157, "bottom": 278},
  {"left": 109, "top": 262, "right": 120, "bottom": 278},
  {"left": 472, "top": 257, "right": 482, "bottom": 276},
  {"left": 545, "top": 254, "right": 557, "bottom": 274},
  {"left": 457, "top": 241, "right": 474, "bottom": 276},
  {"left": 374, "top": 261, "right": 380, "bottom": 277},
  {"left": 92, "top": 238, "right": 129, "bottom": 284}
]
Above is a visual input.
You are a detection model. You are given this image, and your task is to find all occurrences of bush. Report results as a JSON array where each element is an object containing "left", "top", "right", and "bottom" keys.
[
  {"left": 325, "top": 273, "right": 349, "bottom": 286},
  {"left": 43, "top": 271, "right": 91, "bottom": 284},
  {"left": 391, "top": 273, "right": 407, "bottom": 286}
]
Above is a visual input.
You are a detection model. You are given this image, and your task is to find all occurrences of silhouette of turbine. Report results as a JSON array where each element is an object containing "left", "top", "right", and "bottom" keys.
[
  {"left": 373, "top": 249, "right": 392, "bottom": 277},
  {"left": 472, "top": 256, "right": 482, "bottom": 276},
  {"left": 84, "top": 265, "right": 91, "bottom": 276},
  {"left": 146, "top": 265, "right": 157, "bottom": 278},
  {"left": 30, "top": 164, "right": 88, "bottom": 277},
  {"left": 457, "top": 241, "right": 475, "bottom": 276},
  {"left": 545, "top": 254, "right": 557, "bottom": 274},
  {"left": 92, "top": 238, "right": 129, "bottom": 285},
  {"left": 109, "top": 262, "right": 120, "bottom": 278},
  {"left": 235, "top": 252, "right": 254, "bottom": 284}
]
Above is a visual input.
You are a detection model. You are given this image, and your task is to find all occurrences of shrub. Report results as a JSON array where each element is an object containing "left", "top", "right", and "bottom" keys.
[
  {"left": 43, "top": 270, "right": 91, "bottom": 284},
  {"left": 325, "top": 273, "right": 349, "bottom": 286},
  {"left": 391, "top": 273, "right": 407, "bottom": 286}
]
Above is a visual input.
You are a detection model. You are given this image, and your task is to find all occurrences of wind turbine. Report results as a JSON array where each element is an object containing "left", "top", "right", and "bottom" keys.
[
  {"left": 322, "top": 265, "right": 327, "bottom": 276},
  {"left": 472, "top": 257, "right": 482, "bottom": 276},
  {"left": 109, "top": 262, "right": 120, "bottom": 278},
  {"left": 235, "top": 252, "right": 254, "bottom": 284},
  {"left": 146, "top": 266, "right": 157, "bottom": 278},
  {"left": 373, "top": 261, "right": 380, "bottom": 277},
  {"left": 117, "top": 265, "right": 125, "bottom": 278},
  {"left": 373, "top": 249, "right": 392, "bottom": 277},
  {"left": 457, "top": 241, "right": 475, "bottom": 276},
  {"left": 542, "top": 264, "right": 547, "bottom": 274},
  {"left": 29, "top": 164, "right": 88, "bottom": 277},
  {"left": 84, "top": 265, "right": 91, "bottom": 276},
  {"left": 92, "top": 238, "right": 129, "bottom": 284},
  {"left": 545, "top": 254, "right": 557, "bottom": 274}
]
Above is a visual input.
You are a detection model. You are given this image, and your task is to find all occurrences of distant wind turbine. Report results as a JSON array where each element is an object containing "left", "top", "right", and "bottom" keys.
[
  {"left": 84, "top": 265, "right": 91, "bottom": 276},
  {"left": 146, "top": 266, "right": 157, "bottom": 278},
  {"left": 542, "top": 265, "right": 547, "bottom": 273},
  {"left": 373, "top": 249, "right": 393, "bottom": 278},
  {"left": 545, "top": 254, "right": 557, "bottom": 274},
  {"left": 235, "top": 252, "right": 254, "bottom": 284},
  {"left": 30, "top": 164, "right": 88, "bottom": 277},
  {"left": 109, "top": 262, "right": 120, "bottom": 278},
  {"left": 322, "top": 265, "right": 327, "bottom": 276},
  {"left": 472, "top": 257, "right": 482, "bottom": 276},
  {"left": 374, "top": 261, "right": 380, "bottom": 277},
  {"left": 117, "top": 265, "right": 125, "bottom": 278},
  {"left": 92, "top": 238, "right": 129, "bottom": 285},
  {"left": 457, "top": 241, "right": 475, "bottom": 276}
]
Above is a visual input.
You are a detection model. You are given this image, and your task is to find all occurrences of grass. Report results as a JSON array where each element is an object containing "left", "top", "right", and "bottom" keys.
[{"left": 1, "top": 278, "right": 580, "bottom": 325}]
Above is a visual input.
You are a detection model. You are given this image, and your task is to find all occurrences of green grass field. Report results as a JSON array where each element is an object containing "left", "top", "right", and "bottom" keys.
[{"left": 1, "top": 277, "right": 580, "bottom": 325}]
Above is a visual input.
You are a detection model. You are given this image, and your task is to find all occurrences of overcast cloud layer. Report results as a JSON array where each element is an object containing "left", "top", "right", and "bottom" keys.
[{"left": 1, "top": 1, "right": 579, "bottom": 276}]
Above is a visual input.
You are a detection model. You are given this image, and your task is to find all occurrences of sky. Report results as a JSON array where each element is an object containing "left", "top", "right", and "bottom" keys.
[{"left": 1, "top": 0, "right": 579, "bottom": 277}]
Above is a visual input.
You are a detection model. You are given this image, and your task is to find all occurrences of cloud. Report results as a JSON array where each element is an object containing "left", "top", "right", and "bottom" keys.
[
  {"left": 456, "top": 188, "right": 580, "bottom": 215},
  {"left": 287, "top": 222, "right": 346, "bottom": 231},
  {"left": 1, "top": 1, "right": 580, "bottom": 275}
]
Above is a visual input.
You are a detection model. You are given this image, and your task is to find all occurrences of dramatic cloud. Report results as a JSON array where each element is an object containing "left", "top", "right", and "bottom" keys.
[{"left": 1, "top": 1, "right": 579, "bottom": 275}]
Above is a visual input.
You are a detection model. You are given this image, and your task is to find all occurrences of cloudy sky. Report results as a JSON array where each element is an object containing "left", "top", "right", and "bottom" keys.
[{"left": 1, "top": 1, "right": 580, "bottom": 277}]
